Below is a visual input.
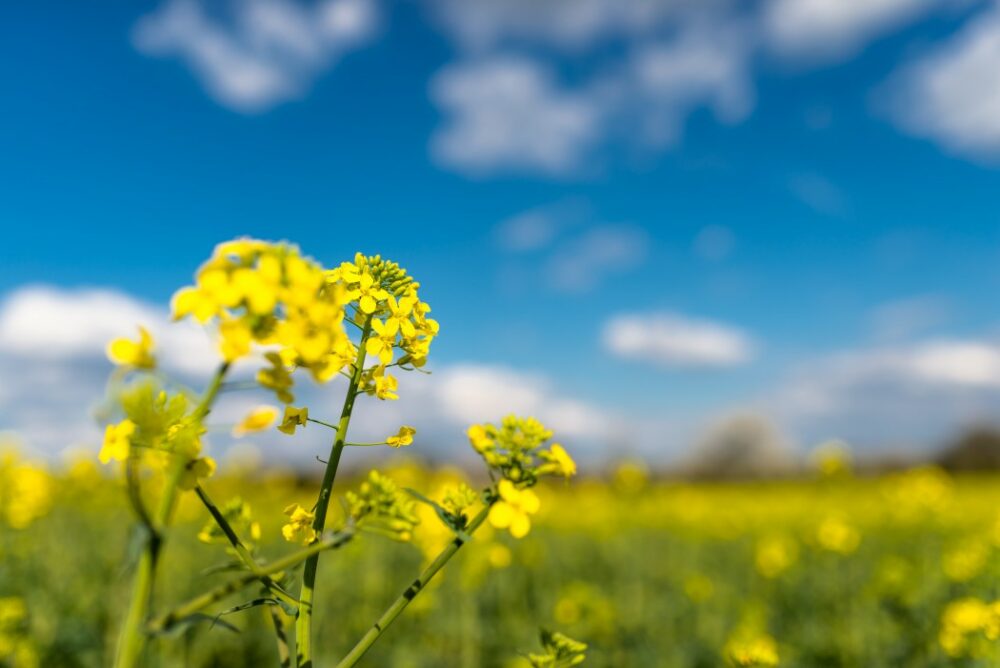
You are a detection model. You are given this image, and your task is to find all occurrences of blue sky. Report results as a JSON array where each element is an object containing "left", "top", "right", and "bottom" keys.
[{"left": 2, "top": 0, "right": 1000, "bottom": 465}]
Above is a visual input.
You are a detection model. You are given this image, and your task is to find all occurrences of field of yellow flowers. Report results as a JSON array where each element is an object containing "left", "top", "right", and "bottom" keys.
[{"left": 2, "top": 449, "right": 998, "bottom": 667}]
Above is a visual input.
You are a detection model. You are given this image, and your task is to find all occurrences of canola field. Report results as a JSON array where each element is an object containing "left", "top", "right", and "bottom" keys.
[{"left": 3, "top": 452, "right": 999, "bottom": 668}]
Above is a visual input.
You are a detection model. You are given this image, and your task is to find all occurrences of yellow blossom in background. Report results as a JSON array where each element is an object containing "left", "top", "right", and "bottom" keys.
[
  {"left": 232, "top": 406, "right": 279, "bottom": 437},
  {"left": 106, "top": 326, "right": 156, "bottom": 369},
  {"left": 816, "top": 516, "right": 860, "bottom": 555},
  {"left": 277, "top": 406, "right": 309, "bottom": 435},
  {"left": 99, "top": 419, "right": 135, "bottom": 464},
  {"left": 943, "top": 540, "right": 989, "bottom": 582},
  {"left": 755, "top": 535, "right": 799, "bottom": 579},
  {"left": 725, "top": 634, "right": 780, "bottom": 667},
  {"left": 489, "top": 480, "right": 540, "bottom": 539},
  {"left": 386, "top": 426, "right": 416, "bottom": 448},
  {"left": 2, "top": 462, "right": 53, "bottom": 529},
  {"left": 282, "top": 503, "right": 317, "bottom": 545},
  {"left": 811, "top": 440, "right": 852, "bottom": 477},
  {"left": 939, "top": 597, "right": 1000, "bottom": 658}
]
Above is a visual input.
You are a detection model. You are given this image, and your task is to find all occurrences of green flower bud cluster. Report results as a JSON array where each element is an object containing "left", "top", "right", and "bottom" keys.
[{"left": 345, "top": 470, "right": 420, "bottom": 542}]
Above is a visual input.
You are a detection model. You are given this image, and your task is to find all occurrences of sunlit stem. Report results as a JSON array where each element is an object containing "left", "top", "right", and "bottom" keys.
[
  {"left": 114, "top": 361, "right": 230, "bottom": 668},
  {"left": 335, "top": 503, "right": 494, "bottom": 668},
  {"left": 295, "top": 318, "right": 373, "bottom": 668}
]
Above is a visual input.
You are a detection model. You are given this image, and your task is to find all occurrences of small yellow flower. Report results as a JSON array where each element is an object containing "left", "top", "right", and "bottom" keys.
[
  {"left": 99, "top": 419, "right": 135, "bottom": 464},
  {"left": 488, "top": 479, "right": 540, "bottom": 539},
  {"left": 356, "top": 271, "right": 389, "bottom": 314},
  {"left": 725, "top": 634, "right": 779, "bottom": 667},
  {"left": 282, "top": 503, "right": 317, "bottom": 544},
  {"left": 278, "top": 406, "right": 309, "bottom": 435},
  {"left": 373, "top": 366, "right": 399, "bottom": 400},
  {"left": 386, "top": 426, "right": 416, "bottom": 447},
  {"left": 106, "top": 327, "right": 156, "bottom": 369},
  {"left": 365, "top": 318, "right": 398, "bottom": 365},
  {"left": 232, "top": 406, "right": 279, "bottom": 437}
]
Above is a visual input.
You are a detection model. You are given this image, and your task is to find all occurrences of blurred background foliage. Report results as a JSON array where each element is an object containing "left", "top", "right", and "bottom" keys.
[{"left": 2, "top": 445, "right": 999, "bottom": 667}]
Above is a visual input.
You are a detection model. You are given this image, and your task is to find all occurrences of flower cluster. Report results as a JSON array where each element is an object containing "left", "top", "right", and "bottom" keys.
[
  {"left": 939, "top": 597, "right": 1000, "bottom": 658},
  {"left": 0, "top": 597, "right": 37, "bottom": 668},
  {"left": 467, "top": 415, "right": 576, "bottom": 485},
  {"left": 526, "top": 629, "right": 588, "bottom": 668},
  {"left": 326, "top": 254, "right": 438, "bottom": 401},
  {"left": 172, "top": 239, "right": 355, "bottom": 400},
  {"left": 344, "top": 470, "right": 420, "bottom": 542},
  {"left": 98, "top": 381, "right": 215, "bottom": 489}
]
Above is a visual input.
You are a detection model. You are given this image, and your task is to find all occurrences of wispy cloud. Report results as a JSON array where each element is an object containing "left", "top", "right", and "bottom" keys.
[
  {"left": 133, "top": 0, "right": 378, "bottom": 112},
  {"left": 603, "top": 312, "right": 757, "bottom": 368},
  {"left": 545, "top": 225, "right": 649, "bottom": 293}
]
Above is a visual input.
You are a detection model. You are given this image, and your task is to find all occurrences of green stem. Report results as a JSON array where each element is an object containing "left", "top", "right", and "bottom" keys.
[
  {"left": 335, "top": 503, "right": 493, "bottom": 668},
  {"left": 296, "top": 320, "right": 372, "bottom": 668},
  {"left": 147, "top": 530, "right": 355, "bottom": 634},
  {"left": 113, "top": 362, "right": 230, "bottom": 668},
  {"left": 194, "top": 485, "right": 300, "bottom": 611}
]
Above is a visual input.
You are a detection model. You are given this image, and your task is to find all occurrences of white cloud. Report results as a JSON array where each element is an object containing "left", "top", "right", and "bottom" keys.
[
  {"left": 885, "top": 7, "right": 1000, "bottom": 160},
  {"left": 430, "top": 56, "right": 604, "bottom": 176},
  {"left": 603, "top": 312, "right": 756, "bottom": 368},
  {"left": 133, "top": 0, "right": 378, "bottom": 112},
  {"left": 545, "top": 224, "right": 648, "bottom": 292},
  {"left": 0, "top": 285, "right": 621, "bottom": 463},
  {"left": 768, "top": 339, "right": 1000, "bottom": 450},
  {"left": 0, "top": 285, "right": 216, "bottom": 375},
  {"left": 626, "top": 21, "right": 754, "bottom": 145},
  {"left": 763, "top": 0, "right": 934, "bottom": 60}
]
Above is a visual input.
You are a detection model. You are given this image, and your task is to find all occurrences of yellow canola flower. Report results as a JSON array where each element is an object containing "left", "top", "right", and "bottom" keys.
[
  {"left": 467, "top": 424, "right": 493, "bottom": 452},
  {"left": 355, "top": 271, "right": 390, "bottom": 314},
  {"left": 939, "top": 597, "right": 1000, "bottom": 658},
  {"left": 373, "top": 367, "right": 399, "bottom": 400},
  {"left": 386, "top": 426, "right": 416, "bottom": 448},
  {"left": 107, "top": 326, "right": 156, "bottom": 369},
  {"left": 282, "top": 503, "right": 317, "bottom": 545},
  {"left": 232, "top": 406, "right": 279, "bottom": 437},
  {"left": 365, "top": 318, "right": 398, "bottom": 365},
  {"left": 99, "top": 419, "right": 136, "bottom": 464},
  {"left": 488, "top": 479, "right": 540, "bottom": 539},
  {"left": 816, "top": 516, "right": 860, "bottom": 555},
  {"left": 278, "top": 406, "right": 309, "bottom": 435}
]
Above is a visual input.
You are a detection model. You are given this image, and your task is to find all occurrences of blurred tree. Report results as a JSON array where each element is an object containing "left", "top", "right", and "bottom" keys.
[{"left": 938, "top": 427, "right": 1000, "bottom": 471}]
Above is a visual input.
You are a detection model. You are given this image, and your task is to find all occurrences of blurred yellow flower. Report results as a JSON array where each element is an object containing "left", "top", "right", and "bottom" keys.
[
  {"left": 232, "top": 406, "right": 279, "bottom": 437},
  {"left": 106, "top": 326, "right": 156, "bottom": 369},
  {"left": 489, "top": 480, "right": 540, "bottom": 539},
  {"left": 99, "top": 419, "right": 135, "bottom": 464},
  {"left": 282, "top": 503, "right": 317, "bottom": 545},
  {"left": 386, "top": 426, "right": 416, "bottom": 448}
]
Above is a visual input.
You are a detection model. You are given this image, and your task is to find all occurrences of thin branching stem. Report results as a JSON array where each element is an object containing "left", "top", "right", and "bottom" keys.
[{"left": 335, "top": 503, "right": 494, "bottom": 668}]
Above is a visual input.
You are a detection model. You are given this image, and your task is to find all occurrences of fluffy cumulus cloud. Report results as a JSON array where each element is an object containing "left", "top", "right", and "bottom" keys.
[
  {"left": 133, "top": 0, "right": 378, "bottom": 112},
  {"left": 769, "top": 338, "right": 1000, "bottom": 450},
  {"left": 885, "top": 7, "right": 1000, "bottom": 161},
  {"left": 0, "top": 285, "right": 620, "bottom": 464},
  {"left": 603, "top": 312, "right": 756, "bottom": 368},
  {"left": 429, "top": 57, "right": 604, "bottom": 176}
]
